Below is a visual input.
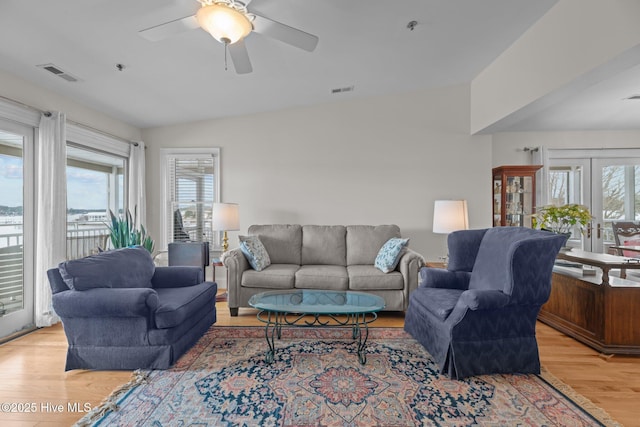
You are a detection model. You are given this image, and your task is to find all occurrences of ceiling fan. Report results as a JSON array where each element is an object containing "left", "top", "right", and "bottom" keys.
[{"left": 139, "top": 0, "right": 319, "bottom": 74}]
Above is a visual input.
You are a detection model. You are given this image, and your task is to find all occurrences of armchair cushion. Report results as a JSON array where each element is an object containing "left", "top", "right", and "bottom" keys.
[
  {"left": 469, "top": 227, "right": 538, "bottom": 292},
  {"left": 154, "top": 282, "right": 217, "bottom": 329},
  {"left": 58, "top": 246, "right": 154, "bottom": 291},
  {"left": 239, "top": 235, "right": 271, "bottom": 271},
  {"left": 410, "top": 287, "right": 463, "bottom": 321},
  {"left": 374, "top": 238, "right": 409, "bottom": 273}
]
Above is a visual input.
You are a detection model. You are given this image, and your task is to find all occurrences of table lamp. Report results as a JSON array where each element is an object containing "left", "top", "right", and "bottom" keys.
[
  {"left": 433, "top": 200, "right": 469, "bottom": 265},
  {"left": 212, "top": 202, "right": 240, "bottom": 252}
]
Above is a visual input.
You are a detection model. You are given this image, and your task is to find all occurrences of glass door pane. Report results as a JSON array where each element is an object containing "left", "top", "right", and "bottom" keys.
[
  {"left": 592, "top": 158, "right": 640, "bottom": 253},
  {"left": 0, "top": 122, "right": 34, "bottom": 338},
  {"left": 547, "top": 158, "right": 591, "bottom": 250}
]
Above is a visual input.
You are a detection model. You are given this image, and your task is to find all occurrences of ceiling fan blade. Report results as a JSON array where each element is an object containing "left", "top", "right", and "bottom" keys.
[
  {"left": 228, "top": 40, "right": 253, "bottom": 74},
  {"left": 252, "top": 14, "right": 318, "bottom": 52},
  {"left": 139, "top": 15, "right": 199, "bottom": 42}
]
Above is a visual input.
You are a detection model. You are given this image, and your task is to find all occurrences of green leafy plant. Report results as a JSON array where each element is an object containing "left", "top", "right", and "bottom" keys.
[
  {"left": 105, "top": 207, "right": 155, "bottom": 253},
  {"left": 533, "top": 204, "right": 593, "bottom": 234}
]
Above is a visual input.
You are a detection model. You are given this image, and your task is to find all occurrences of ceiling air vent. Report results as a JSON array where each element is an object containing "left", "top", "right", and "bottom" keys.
[
  {"left": 331, "top": 85, "right": 354, "bottom": 94},
  {"left": 37, "top": 63, "right": 80, "bottom": 82}
]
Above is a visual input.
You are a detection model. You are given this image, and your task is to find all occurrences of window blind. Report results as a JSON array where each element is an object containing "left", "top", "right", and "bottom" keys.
[{"left": 167, "top": 154, "right": 216, "bottom": 245}]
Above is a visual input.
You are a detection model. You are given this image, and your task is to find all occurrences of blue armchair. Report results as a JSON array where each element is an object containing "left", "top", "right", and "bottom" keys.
[
  {"left": 404, "top": 227, "right": 565, "bottom": 379},
  {"left": 47, "top": 246, "right": 217, "bottom": 370}
]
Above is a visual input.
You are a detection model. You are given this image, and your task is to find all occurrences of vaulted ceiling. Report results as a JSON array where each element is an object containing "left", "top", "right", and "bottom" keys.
[{"left": 1, "top": 0, "right": 639, "bottom": 132}]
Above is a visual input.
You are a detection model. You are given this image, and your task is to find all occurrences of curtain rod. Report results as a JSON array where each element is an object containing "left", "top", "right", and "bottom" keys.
[{"left": 0, "top": 94, "right": 138, "bottom": 146}]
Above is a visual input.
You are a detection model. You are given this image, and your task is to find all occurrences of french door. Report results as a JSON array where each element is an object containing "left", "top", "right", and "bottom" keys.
[
  {"left": 547, "top": 149, "right": 640, "bottom": 253},
  {"left": 0, "top": 120, "right": 35, "bottom": 339}
]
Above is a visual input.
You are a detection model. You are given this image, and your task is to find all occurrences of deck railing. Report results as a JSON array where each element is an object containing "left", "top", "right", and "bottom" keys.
[{"left": 0, "top": 222, "right": 110, "bottom": 316}]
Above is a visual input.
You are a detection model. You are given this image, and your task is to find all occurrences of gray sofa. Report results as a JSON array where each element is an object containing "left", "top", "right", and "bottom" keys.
[{"left": 222, "top": 224, "right": 424, "bottom": 315}]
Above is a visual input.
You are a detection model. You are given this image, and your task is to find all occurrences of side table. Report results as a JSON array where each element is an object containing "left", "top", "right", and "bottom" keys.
[
  {"left": 212, "top": 258, "right": 226, "bottom": 302},
  {"left": 425, "top": 261, "right": 446, "bottom": 269}
]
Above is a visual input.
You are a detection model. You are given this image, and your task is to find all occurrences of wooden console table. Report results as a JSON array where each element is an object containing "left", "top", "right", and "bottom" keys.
[{"left": 538, "top": 250, "right": 640, "bottom": 355}]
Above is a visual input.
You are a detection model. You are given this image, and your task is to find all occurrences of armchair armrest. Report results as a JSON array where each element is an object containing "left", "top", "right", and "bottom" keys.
[
  {"left": 52, "top": 288, "right": 159, "bottom": 318},
  {"left": 152, "top": 266, "right": 204, "bottom": 288},
  {"left": 459, "top": 289, "right": 510, "bottom": 310},
  {"left": 397, "top": 248, "right": 425, "bottom": 309},
  {"left": 420, "top": 267, "right": 470, "bottom": 290}
]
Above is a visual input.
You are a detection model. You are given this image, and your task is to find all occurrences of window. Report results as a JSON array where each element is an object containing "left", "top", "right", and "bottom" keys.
[
  {"left": 66, "top": 124, "right": 132, "bottom": 259},
  {"left": 161, "top": 148, "right": 220, "bottom": 250},
  {"left": 65, "top": 144, "right": 127, "bottom": 259}
]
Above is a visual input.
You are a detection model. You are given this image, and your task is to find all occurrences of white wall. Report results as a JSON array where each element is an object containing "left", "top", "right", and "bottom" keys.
[
  {"left": 0, "top": 69, "right": 141, "bottom": 141},
  {"left": 143, "top": 84, "right": 492, "bottom": 260},
  {"left": 492, "top": 130, "right": 640, "bottom": 166},
  {"left": 471, "top": 0, "right": 640, "bottom": 134}
]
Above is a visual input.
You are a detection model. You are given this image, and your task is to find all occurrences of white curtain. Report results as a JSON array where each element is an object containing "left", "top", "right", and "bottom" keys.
[
  {"left": 35, "top": 112, "right": 67, "bottom": 327},
  {"left": 531, "top": 146, "right": 549, "bottom": 207},
  {"left": 128, "top": 141, "right": 146, "bottom": 230}
]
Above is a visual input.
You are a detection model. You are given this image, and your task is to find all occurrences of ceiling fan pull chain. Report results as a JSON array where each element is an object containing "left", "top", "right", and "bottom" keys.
[{"left": 224, "top": 41, "right": 228, "bottom": 71}]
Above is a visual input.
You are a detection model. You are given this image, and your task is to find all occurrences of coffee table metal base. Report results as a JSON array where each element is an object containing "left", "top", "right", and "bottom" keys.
[{"left": 256, "top": 311, "right": 378, "bottom": 364}]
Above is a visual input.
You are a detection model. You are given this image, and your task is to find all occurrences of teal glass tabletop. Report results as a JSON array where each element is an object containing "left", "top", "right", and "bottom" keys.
[{"left": 248, "top": 289, "right": 385, "bottom": 314}]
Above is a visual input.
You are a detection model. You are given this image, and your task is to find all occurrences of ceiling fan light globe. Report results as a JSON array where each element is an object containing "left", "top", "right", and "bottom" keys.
[{"left": 196, "top": 4, "right": 252, "bottom": 45}]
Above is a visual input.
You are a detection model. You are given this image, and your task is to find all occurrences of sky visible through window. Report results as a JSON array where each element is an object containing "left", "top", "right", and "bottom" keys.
[{"left": 1, "top": 154, "right": 119, "bottom": 211}]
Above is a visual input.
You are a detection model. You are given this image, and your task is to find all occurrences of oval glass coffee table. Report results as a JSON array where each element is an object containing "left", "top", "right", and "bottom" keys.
[{"left": 248, "top": 289, "right": 385, "bottom": 364}]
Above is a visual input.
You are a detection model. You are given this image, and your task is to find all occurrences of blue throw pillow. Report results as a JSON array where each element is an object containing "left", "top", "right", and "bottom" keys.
[
  {"left": 239, "top": 235, "right": 271, "bottom": 271},
  {"left": 374, "top": 238, "right": 409, "bottom": 273}
]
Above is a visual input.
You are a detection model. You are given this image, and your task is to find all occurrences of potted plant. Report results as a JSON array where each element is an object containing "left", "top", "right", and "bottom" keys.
[
  {"left": 104, "top": 207, "right": 155, "bottom": 253},
  {"left": 533, "top": 204, "right": 593, "bottom": 236}
]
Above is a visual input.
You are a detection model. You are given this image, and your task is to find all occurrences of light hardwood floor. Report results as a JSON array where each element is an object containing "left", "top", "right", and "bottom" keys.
[{"left": 1, "top": 300, "right": 638, "bottom": 426}]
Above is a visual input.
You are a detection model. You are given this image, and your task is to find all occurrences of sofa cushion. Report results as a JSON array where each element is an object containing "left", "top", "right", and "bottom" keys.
[
  {"left": 241, "top": 264, "right": 299, "bottom": 289},
  {"left": 346, "top": 225, "right": 401, "bottom": 265},
  {"left": 295, "top": 265, "right": 348, "bottom": 290},
  {"left": 301, "top": 225, "right": 347, "bottom": 266},
  {"left": 248, "top": 224, "right": 302, "bottom": 265},
  {"left": 58, "top": 246, "right": 154, "bottom": 291},
  {"left": 239, "top": 235, "right": 271, "bottom": 271},
  {"left": 347, "top": 265, "right": 404, "bottom": 290},
  {"left": 154, "top": 282, "right": 216, "bottom": 329},
  {"left": 374, "top": 238, "right": 409, "bottom": 273},
  {"left": 409, "top": 287, "right": 464, "bottom": 321}
]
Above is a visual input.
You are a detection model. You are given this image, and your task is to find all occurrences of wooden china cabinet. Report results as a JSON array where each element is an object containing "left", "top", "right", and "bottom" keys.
[{"left": 492, "top": 165, "right": 542, "bottom": 227}]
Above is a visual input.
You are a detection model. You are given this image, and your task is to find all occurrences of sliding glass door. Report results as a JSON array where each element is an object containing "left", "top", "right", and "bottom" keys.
[
  {"left": 0, "top": 121, "right": 34, "bottom": 338},
  {"left": 547, "top": 150, "right": 640, "bottom": 254}
]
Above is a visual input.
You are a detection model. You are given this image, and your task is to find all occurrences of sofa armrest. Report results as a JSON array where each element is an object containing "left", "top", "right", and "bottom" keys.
[
  {"left": 152, "top": 266, "right": 204, "bottom": 288},
  {"left": 458, "top": 289, "right": 510, "bottom": 310},
  {"left": 52, "top": 288, "right": 159, "bottom": 318},
  {"left": 222, "top": 248, "right": 250, "bottom": 308},
  {"left": 420, "top": 267, "right": 471, "bottom": 290},
  {"left": 397, "top": 248, "right": 425, "bottom": 309}
]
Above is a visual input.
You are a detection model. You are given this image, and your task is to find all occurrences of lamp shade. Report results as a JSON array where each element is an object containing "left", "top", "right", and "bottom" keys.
[
  {"left": 433, "top": 200, "right": 469, "bottom": 234},
  {"left": 212, "top": 202, "right": 240, "bottom": 231},
  {"left": 196, "top": 4, "right": 252, "bottom": 44}
]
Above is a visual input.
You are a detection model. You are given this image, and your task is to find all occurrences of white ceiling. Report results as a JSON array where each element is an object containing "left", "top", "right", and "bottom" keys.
[{"left": 2, "top": 0, "right": 637, "bottom": 132}]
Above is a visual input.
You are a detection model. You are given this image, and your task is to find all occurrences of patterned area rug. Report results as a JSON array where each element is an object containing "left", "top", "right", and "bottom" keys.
[{"left": 76, "top": 327, "right": 619, "bottom": 427}]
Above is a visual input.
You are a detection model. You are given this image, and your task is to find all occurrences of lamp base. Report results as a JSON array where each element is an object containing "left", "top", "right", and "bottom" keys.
[{"left": 222, "top": 230, "right": 229, "bottom": 252}]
